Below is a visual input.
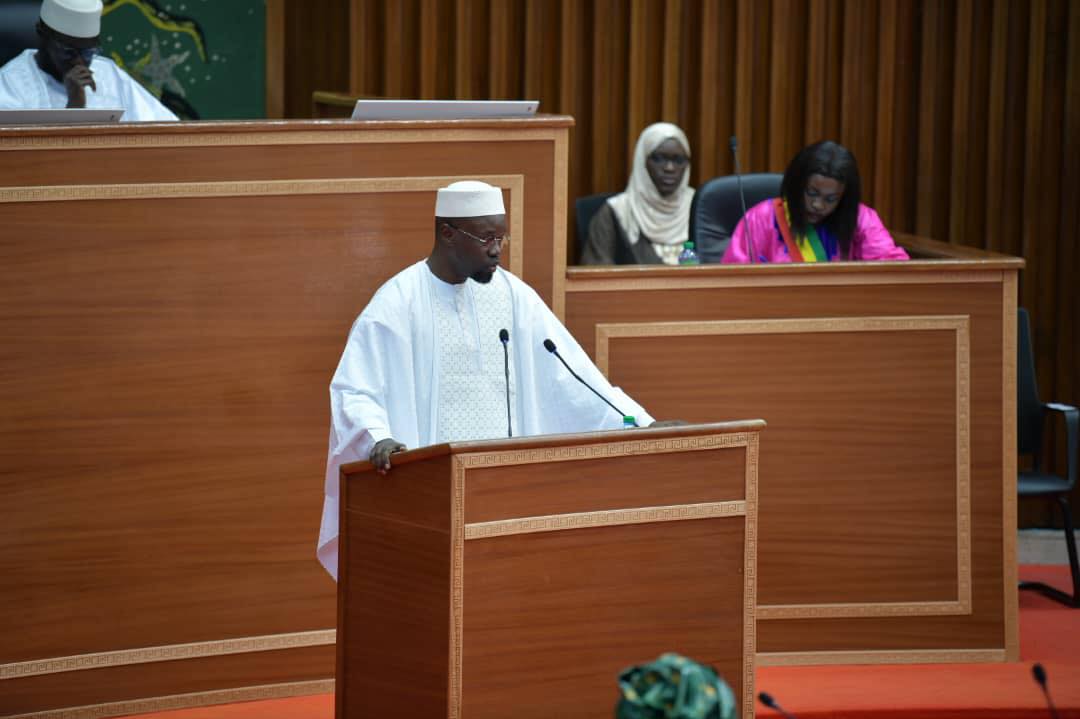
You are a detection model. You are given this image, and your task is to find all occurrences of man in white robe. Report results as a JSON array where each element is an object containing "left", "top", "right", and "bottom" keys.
[
  {"left": 318, "top": 181, "right": 670, "bottom": 579},
  {"left": 0, "top": 0, "right": 178, "bottom": 122}
]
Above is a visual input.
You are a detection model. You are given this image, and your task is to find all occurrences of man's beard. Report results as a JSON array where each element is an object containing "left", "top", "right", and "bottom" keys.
[{"left": 470, "top": 266, "right": 496, "bottom": 283}]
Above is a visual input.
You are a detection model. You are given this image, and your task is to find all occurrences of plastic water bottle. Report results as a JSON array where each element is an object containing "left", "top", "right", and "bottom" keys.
[
  {"left": 678, "top": 241, "right": 700, "bottom": 265},
  {"left": 622, "top": 415, "right": 637, "bottom": 429}
]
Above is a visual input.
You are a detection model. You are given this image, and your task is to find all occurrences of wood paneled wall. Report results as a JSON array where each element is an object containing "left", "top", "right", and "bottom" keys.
[
  {"left": 269, "top": 0, "right": 351, "bottom": 118},
  {"left": 277, "top": 0, "right": 1078, "bottom": 520}
]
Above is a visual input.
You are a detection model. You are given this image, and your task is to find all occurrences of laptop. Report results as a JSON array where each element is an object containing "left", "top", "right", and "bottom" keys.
[
  {"left": 0, "top": 108, "right": 125, "bottom": 125},
  {"left": 351, "top": 99, "right": 538, "bottom": 121}
]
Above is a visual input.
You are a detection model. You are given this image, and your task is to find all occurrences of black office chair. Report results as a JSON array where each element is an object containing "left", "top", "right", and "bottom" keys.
[
  {"left": 1017, "top": 307, "right": 1079, "bottom": 607},
  {"left": 574, "top": 191, "right": 615, "bottom": 263},
  {"left": 0, "top": 0, "right": 41, "bottom": 68},
  {"left": 689, "top": 173, "right": 782, "bottom": 263}
]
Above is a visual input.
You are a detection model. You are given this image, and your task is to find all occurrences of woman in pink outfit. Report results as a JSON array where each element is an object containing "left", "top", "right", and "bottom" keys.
[{"left": 721, "top": 141, "right": 909, "bottom": 263}]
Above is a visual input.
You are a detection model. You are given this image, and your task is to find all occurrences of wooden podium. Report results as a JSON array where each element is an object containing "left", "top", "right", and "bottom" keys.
[{"left": 336, "top": 421, "right": 763, "bottom": 719}]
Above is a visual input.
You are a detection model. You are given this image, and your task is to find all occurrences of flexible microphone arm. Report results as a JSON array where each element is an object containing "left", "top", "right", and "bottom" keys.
[
  {"left": 499, "top": 329, "right": 512, "bottom": 438},
  {"left": 730, "top": 135, "right": 756, "bottom": 264},
  {"left": 1032, "top": 663, "right": 1061, "bottom": 719},
  {"left": 542, "top": 339, "right": 636, "bottom": 426},
  {"left": 758, "top": 692, "right": 798, "bottom": 719}
]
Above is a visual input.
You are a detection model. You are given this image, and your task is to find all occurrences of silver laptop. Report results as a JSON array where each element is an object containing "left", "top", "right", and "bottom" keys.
[
  {"left": 0, "top": 108, "right": 124, "bottom": 125},
  {"left": 351, "top": 100, "right": 538, "bottom": 121}
]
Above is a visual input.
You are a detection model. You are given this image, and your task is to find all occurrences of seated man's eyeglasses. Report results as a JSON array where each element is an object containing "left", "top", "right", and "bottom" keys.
[
  {"left": 57, "top": 43, "right": 99, "bottom": 64},
  {"left": 444, "top": 223, "right": 509, "bottom": 250}
]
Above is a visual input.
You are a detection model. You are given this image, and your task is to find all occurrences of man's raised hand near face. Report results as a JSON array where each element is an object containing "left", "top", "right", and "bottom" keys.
[{"left": 63, "top": 60, "right": 95, "bottom": 108}]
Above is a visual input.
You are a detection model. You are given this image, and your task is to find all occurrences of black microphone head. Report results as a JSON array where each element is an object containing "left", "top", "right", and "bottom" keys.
[
  {"left": 758, "top": 692, "right": 776, "bottom": 708},
  {"left": 543, "top": 338, "right": 557, "bottom": 353},
  {"left": 729, "top": 135, "right": 738, "bottom": 152},
  {"left": 499, "top": 328, "right": 509, "bottom": 343},
  {"left": 1033, "top": 663, "right": 1047, "bottom": 686}
]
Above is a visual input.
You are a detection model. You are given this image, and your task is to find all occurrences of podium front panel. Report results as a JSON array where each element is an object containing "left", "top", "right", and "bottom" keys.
[
  {"left": 461, "top": 519, "right": 746, "bottom": 718},
  {"left": 448, "top": 429, "right": 759, "bottom": 719}
]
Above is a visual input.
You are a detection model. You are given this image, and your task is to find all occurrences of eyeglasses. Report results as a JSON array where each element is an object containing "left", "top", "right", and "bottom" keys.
[
  {"left": 55, "top": 42, "right": 98, "bottom": 64},
  {"left": 647, "top": 151, "right": 690, "bottom": 168},
  {"left": 445, "top": 223, "right": 509, "bottom": 250}
]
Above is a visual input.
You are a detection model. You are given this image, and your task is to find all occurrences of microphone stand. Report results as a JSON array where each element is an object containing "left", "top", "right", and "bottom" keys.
[
  {"left": 730, "top": 135, "right": 756, "bottom": 264},
  {"left": 499, "top": 329, "right": 512, "bottom": 437},
  {"left": 543, "top": 339, "right": 636, "bottom": 426}
]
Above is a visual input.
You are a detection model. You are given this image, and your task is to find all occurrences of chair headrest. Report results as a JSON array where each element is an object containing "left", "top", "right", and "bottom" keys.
[
  {"left": 689, "top": 173, "right": 782, "bottom": 262},
  {"left": 0, "top": 1, "right": 43, "bottom": 68}
]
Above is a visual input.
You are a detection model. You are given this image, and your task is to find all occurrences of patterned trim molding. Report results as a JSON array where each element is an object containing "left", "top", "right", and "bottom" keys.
[
  {"left": 757, "top": 600, "right": 971, "bottom": 620},
  {"left": 0, "top": 127, "right": 564, "bottom": 152},
  {"left": 0, "top": 630, "right": 335, "bottom": 681},
  {"left": 7, "top": 679, "right": 333, "bottom": 719},
  {"left": 552, "top": 131, "right": 569, "bottom": 321},
  {"left": 464, "top": 501, "right": 746, "bottom": 540},
  {"left": 597, "top": 316, "right": 973, "bottom": 620},
  {"left": 565, "top": 271, "right": 1001, "bottom": 292},
  {"left": 457, "top": 431, "right": 751, "bottom": 470},
  {"left": 448, "top": 456, "right": 466, "bottom": 719},
  {"left": 757, "top": 649, "right": 1007, "bottom": 667},
  {"left": 0, "top": 175, "right": 525, "bottom": 280},
  {"left": 741, "top": 432, "right": 760, "bottom": 719},
  {"left": 1002, "top": 272, "right": 1020, "bottom": 660}
]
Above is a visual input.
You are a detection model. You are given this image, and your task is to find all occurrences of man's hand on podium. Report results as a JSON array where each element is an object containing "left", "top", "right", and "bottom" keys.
[
  {"left": 647, "top": 419, "right": 689, "bottom": 428},
  {"left": 369, "top": 438, "right": 407, "bottom": 475}
]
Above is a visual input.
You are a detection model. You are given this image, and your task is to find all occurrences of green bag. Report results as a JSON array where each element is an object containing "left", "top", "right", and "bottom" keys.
[{"left": 615, "top": 653, "right": 736, "bottom": 719}]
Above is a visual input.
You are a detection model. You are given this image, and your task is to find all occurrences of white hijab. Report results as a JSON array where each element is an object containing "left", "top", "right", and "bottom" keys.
[{"left": 607, "top": 122, "right": 694, "bottom": 264}]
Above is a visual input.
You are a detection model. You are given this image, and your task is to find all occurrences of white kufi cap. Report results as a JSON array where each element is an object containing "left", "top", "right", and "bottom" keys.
[
  {"left": 40, "top": 0, "right": 103, "bottom": 39},
  {"left": 435, "top": 180, "right": 505, "bottom": 218}
]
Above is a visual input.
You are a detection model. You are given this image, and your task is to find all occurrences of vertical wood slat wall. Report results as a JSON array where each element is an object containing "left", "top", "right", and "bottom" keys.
[{"left": 292, "top": 0, "right": 1077, "bottom": 516}]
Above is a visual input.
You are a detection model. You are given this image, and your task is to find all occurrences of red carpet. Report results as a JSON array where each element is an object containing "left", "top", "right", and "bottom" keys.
[{"left": 128, "top": 566, "right": 1079, "bottom": 719}]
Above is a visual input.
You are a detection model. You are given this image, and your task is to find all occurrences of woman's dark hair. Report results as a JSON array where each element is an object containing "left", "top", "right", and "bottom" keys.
[{"left": 780, "top": 140, "right": 861, "bottom": 258}]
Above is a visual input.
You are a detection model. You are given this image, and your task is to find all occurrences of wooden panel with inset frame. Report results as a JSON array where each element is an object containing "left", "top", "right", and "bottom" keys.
[
  {"left": 0, "top": 118, "right": 569, "bottom": 717},
  {"left": 565, "top": 252, "right": 1021, "bottom": 664}
]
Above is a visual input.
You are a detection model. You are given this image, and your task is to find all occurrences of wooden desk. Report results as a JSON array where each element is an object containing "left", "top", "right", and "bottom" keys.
[
  {"left": 0, "top": 117, "right": 569, "bottom": 716},
  {"left": 565, "top": 238, "right": 1024, "bottom": 664},
  {"left": 338, "top": 422, "right": 762, "bottom": 719}
]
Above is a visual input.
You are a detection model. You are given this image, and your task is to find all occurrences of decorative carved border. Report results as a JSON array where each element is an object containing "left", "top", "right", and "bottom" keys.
[
  {"left": 757, "top": 649, "right": 1007, "bottom": 667},
  {"left": 552, "top": 130, "right": 569, "bottom": 321},
  {"left": 565, "top": 270, "right": 1001, "bottom": 292},
  {"left": 457, "top": 432, "right": 751, "bottom": 470},
  {"left": 597, "top": 316, "right": 973, "bottom": 620},
  {"left": 742, "top": 431, "right": 760, "bottom": 719},
  {"left": 0, "top": 175, "right": 525, "bottom": 280},
  {"left": 757, "top": 600, "right": 971, "bottom": 620},
  {"left": 0, "top": 127, "right": 565, "bottom": 152},
  {"left": 448, "top": 456, "right": 466, "bottom": 719},
  {"left": 0, "top": 630, "right": 335, "bottom": 681},
  {"left": 1002, "top": 271, "right": 1020, "bottom": 660},
  {"left": 7, "top": 679, "right": 333, "bottom": 719},
  {"left": 464, "top": 501, "right": 746, "bottom": 539}
]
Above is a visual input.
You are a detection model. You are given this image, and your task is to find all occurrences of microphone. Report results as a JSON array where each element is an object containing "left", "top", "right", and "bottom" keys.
[
  {"left": 758, "top": 692, "right": 798, "bottom": 719},
  {"left": 542, "top": 338, "right": 637, "bottom": 426},
  {"left": 499, "top": 329, "right": 512, "bottom": 438},
  {"left": 730, "top": 135, "right": 756, "bottom": 264},
  {"left": 1032, "top": 663, "right": 1061, "bottom": 719}
]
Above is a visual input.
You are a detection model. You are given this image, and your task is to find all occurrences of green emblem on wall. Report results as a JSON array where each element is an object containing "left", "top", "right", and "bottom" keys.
[{"left": 101, "top": 0, "right": 265, "bottom": 120}]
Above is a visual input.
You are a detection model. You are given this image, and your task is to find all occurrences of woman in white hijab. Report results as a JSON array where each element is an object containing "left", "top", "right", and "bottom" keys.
[{"left": 580, "top": 122, "right": 694, "bottom": 265}]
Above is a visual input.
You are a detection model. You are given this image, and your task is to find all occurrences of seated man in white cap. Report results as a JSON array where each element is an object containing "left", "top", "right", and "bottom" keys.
[
  {"left": 317, "top": 180, "right": 679, "bottom": 579},
  {"left": 0, "top": 0, "right": 178, "bottom": 121}
]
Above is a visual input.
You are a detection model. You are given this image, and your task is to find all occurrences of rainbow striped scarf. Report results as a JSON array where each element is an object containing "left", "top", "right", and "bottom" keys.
[{"left": 772, "top": 199, "right": 830, "bottom": 262}]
